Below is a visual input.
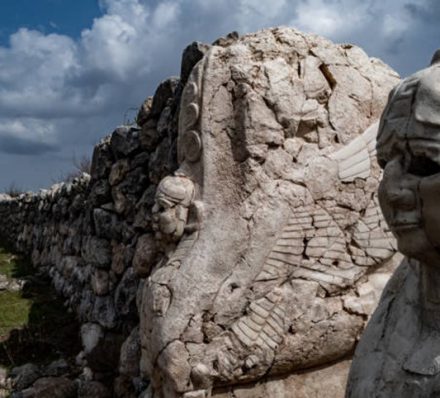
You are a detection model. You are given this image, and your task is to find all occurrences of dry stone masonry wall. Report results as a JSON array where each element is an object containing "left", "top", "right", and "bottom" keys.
[
  {"left": 0, "top": 63, "right": 188, "bottom": 396},
  {"left": 0, "top": 28, "right": 401, "bottom": 398}
]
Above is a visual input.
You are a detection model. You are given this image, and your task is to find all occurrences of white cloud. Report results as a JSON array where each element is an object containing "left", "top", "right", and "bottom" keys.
[
  {"left": 0, "top": 0, "right": 438, "bottom": 190},
  {"left": 290, "top": 0, "right": 427, "bottom": 41},
  {"left": 292, "top": 0, "right": 369, "bottom": 37},
  {"left": 0, "top": 119, "right": 55, "bottom": 141}
]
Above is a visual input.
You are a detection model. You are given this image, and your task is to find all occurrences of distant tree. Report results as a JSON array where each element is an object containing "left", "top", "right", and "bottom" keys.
[
  {"left": 123, "top": 107, "right": 139, "bottom": 125},
  {"left": 58, "top": 154, "right": 91, "bottom": 183},
  {"left": 4, "top": 182, "right": 24, "bottom": 197}
]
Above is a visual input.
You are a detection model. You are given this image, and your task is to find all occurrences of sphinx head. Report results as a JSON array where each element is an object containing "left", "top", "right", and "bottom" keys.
[
  {"left": 377, "top": 52, "right": 440, "bottom": 265},
  {"left": 152, "top": 175, "right": 195, "bottom": 243}
]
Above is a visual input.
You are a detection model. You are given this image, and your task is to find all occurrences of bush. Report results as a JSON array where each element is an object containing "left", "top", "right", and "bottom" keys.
[
  {"left": 59, "top": 154, "right": 91, "bottom": 183},
  {"left": 4, "top": 182, "right": 23, "bottom": 198}
]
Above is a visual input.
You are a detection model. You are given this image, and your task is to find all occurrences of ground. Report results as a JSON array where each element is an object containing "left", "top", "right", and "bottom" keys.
[{"left": 0, "top": 244, "right": 81, "bottom": 395}]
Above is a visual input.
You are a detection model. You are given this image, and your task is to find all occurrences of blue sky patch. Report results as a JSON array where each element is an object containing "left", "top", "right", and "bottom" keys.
[{"left": 0, "top": 0, "right": 101, "bottom": 46}]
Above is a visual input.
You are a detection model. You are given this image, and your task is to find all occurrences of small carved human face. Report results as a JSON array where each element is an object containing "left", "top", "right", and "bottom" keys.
[
  {"left": 152, "top": 196, "right": 187, "bottom": 242},
  {"left": 378, "top": 130, "right": 440, "bottom": 265}
]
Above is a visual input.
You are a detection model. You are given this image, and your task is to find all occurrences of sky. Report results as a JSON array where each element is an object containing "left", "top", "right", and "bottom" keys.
[{"left": 0, "top": 0, "right": 439, "bottom": 191}]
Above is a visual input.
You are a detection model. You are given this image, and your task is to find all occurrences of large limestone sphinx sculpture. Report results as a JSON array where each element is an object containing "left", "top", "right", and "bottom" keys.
[
  {"left": 346, "top": 52, "right": 440, "bottom": 397},
  {"left": 139, "top": 28, "right": 401, "bottom": 397}
]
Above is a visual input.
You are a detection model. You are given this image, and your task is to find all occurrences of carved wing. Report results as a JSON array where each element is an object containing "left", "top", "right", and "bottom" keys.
[
  {"left": 350, "top": 195, "right": 396, "bottom": 266},
  {"left": 231, "top": 289, "right": 286, "bottom": 351},
  {"left": 255, "top": 121, "right": 396, "bottom": 292},
  {"left": 330, "top": 121, "right": 396, "bottom": 264},
  {"left": 255, "top": 205, "right": 364, "bottom": 291},
  {"left": 330, "top": 121, "right": 378, "bottom": 182}
]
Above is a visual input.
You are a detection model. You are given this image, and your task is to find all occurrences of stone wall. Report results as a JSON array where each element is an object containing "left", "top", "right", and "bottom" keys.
[
  {"left": 0, "top": 67, "right": 188, "bottom": 396},
  {"left": 0, "top": 27, "right": 402, "bottom": 398}
]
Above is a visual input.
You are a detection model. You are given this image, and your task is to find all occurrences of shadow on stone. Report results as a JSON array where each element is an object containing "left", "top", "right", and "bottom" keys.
[{"left": 0, "top": 244, "right": 81, "bottom": 369}]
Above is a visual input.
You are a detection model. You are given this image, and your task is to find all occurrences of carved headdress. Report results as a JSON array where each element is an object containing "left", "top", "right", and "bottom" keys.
[{"left": 377, "top": 51, "right": 440, "bottom": 167}]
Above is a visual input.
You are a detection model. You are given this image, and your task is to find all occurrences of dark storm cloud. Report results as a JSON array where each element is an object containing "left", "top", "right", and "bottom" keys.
[
  {"left": 0, "top": 135, "right": 59, "bottom": 155},
  {"left": 0, "top": 0, "right": 439, "bottom": 190}
]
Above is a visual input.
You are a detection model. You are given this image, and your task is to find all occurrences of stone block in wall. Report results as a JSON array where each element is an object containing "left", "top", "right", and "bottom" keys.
[
  {"left": 109, "top": 159, "right": 130, "bottom": 186},
  {"left": 81, "top": 236, "right": 112, "bottom": 268},
  {"left": 131, "top": 152, "right": 150, "bottom": 170},
  {"left": 92, "top": 295, "right": 117, "bottom": 329},
  {"left": 85, "top": 331, "right": 125, "bottom": 374},
  {"left": 92, "top": 269, "right": 110, "bottom": 296},
  {"left": 119, "top": 326, "right": 141, "bottom": 377},
  {"left": 110, "top": 126, "right": 142, "bottom": 159},
  {"left": 150, "top": 77, "right": 180, "bottom": 119},
  {"left": 112, "top": 186, "right": 136, "bottom": 216},
  {"left": 132, "top": 234, "right": 157, "bottom": 277},
  {"left": 114, "top": 267, "right": 139, "bottom": 317},
  {"left": 89, "top": 179, "right": 112, "bottom": 207},
  {"left": 81, "top": 323, "right": 104, "bottom": 355},
  {"left": 136, "top": 96, "right": 153, "bottom": 127},
  {"left": 77, "top": 380, "right": 111, "bottom": 398},
  {"left": 147, "top": 137, "right": 177, "bottom": 184},
  {"left": 93, "top": 208, "right": 121, "bottom": 240},
  {"left": 133, "top": 185, "right": 156, "bottom": 231},
  {"left": 117, "top": 167, "right": 149, "bottom": 197},
  {"left": 58, "top": 256, "right": 83, "bottom": 283},
  {"left": 140, "top": 119, "right": 160, "bottom": 150},
  {"left": 111, "top": 242, "right": 132, "bottom": 276},
  {"left": 91, "top": 137, "right": 114, "bottom": 181},
  {"left": 180, "top": 42, "right": 210, "bottom": 86},
  {"left": 78, "top": 289, "right": 95, "bottom": 322}
]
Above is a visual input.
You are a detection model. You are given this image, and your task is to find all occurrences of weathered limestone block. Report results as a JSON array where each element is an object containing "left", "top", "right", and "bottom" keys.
[
  {"left": 139, "top": 27, "right": 400, "bottom": 397},
  {"left": 346, "top": 51, "right": 440, "bottom": 397},
  {"left": 78, "top": 381, "right": 111, "bottom": 398},
  {"left": 114, "top": 267, "right": 139, "bottom": 316},
  {"left": 21, "top": 376, "right": 77, "bottom": 398},
  {"left": 91, "top": 136, "right": 114, "bottom": 181},
  {"left": 119, "top": 326, "right": 141, "bottom": 377},
  {"left": 110, "top": 126, "right": 141, "bottom": 158},
  {"left": 81, "top": 236, "right": 112, "bottom": 268},
  {"left": 214, "top": 359, "right": 350, "bottom": 397},
  {"left": 133, "top": 234, "right": 157, "bottom": 277}
]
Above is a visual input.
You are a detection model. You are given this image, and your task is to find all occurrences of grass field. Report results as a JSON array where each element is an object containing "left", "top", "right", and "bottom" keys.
[
  {"left": 0, "top": 244, "right": 80, "bottom": 367},
  {"left": 0, "top": 248, "right": 32, "bottom": 340}
]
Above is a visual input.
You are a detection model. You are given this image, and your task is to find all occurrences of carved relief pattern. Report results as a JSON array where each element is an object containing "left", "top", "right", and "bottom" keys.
[
  {"left": 178, "top": 72, "right": 203, "bottom": 163},
  {"left": 141, "top": 28, "right": 402, "bottom": 398},
  {"left": 231, "top": 289, "right": 286, "bottom": 351}
]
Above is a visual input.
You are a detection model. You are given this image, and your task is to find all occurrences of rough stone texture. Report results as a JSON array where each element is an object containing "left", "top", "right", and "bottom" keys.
[
  {"left": 77, "top": 381, "right": 111, "bottom": 398},
  {"left": 346, "top": 54, "right": 440, "bottom": 397},
  {"left": 0, "top": 27, "right": 401, "bottom": 397},
  {"left": 0, "top": 43, "right": 182, "bottom": 392},
  {"left": 139, "top": 28, "right": 400, "bottom": 397},
  {"left": 214, "top": 359, "right": 351, "bottom": 397},
  {"left": 10, "top": 364, "right": 41, "bottom": 391},
  {"left": 21, "top": 377, "right": 77, "bottom": 398}
]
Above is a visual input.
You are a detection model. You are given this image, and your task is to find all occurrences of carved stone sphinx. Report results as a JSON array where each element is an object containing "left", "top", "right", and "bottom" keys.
[
  {"left": 346, "top": 52, "right": 440, "bottom": 397},
  {"left": 140, "top": 28, "right": 401, "bottom": 398}
]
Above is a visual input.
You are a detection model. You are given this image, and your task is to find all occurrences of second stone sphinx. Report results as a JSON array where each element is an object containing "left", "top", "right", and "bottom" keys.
[{"left": 347, "top": 51, "right": 440, "bottom": 398}]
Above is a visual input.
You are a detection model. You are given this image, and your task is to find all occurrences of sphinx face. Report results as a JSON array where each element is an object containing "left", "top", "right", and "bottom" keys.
[
  {"left": 152, "top": 197, "right": 186, "bottom": 241},
  {"left": 151, "top": 176, "right": 194, "bottom": 243},
  {"left": 378, "top": 126, "right": 440, "bottom": 265}
]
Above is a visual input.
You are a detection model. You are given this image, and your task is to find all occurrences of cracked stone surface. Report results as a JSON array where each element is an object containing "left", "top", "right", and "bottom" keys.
[
  {"left": 347, "top": 53, "right": 440, "bottom": 397},
  {"left": 0, "top": 26, "right": 403, "bottom": 397},
  {"left": 139, "top": 27, "right": 401, "bottom": 397}
]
